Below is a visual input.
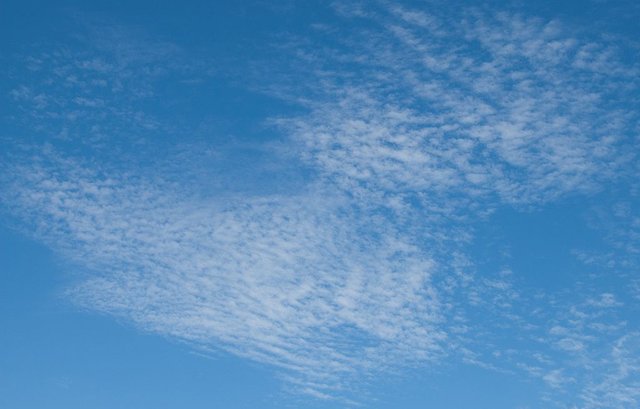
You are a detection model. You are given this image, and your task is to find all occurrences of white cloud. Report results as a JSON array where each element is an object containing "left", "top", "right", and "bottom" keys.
[
  {"left": 277, "top": 6, "right": 637, "bottom": 213},
  {"left": 2, "top": 153, "right": 446, "bottom": 397}
]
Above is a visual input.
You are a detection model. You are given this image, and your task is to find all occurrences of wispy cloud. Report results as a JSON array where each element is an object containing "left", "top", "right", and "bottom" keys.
[
  {"left": 1, "top": 152, "right": 447, "bottom": 398},
  {"left": 4, "top": 18, "right": 208, "bottom": 152},
  {"left": 277, "top": 4, "right": 637, "bottom": 213}
]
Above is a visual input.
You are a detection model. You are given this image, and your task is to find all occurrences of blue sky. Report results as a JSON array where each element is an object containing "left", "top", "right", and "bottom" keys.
[{"left": 1, "top": 0, "right": 640, "bottom": 408}]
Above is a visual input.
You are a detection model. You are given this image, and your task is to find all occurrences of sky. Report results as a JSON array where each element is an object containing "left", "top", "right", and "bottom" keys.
[{"left": 1, "top": 0, "right": 639, "bottom": 408}]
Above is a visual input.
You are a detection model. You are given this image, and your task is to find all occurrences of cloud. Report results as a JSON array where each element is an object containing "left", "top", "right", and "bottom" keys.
[
  {"left": 4, "top": 19, "right": 208, "bottom": 151},
  {"left": 276, "top": 5, "right": 637, "bottom": 214},
  {"left": 580, "top": 333, "right": 640, "bottom": 408},
  {"left": 1, "top": 152, "right": 446, "bottom": 398}
]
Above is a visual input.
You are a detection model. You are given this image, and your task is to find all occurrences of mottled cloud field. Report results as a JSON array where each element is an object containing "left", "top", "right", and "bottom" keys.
[{"left": 2, "top": 1, "right": 639, "bottom": 407}]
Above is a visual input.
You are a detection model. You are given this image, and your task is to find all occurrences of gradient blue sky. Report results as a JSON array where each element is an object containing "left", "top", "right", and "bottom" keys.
[{"left": 1, "top": 1, "right": 640, "bottom": 408}]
